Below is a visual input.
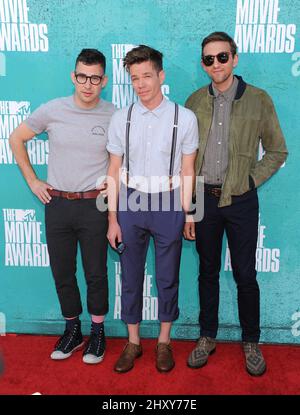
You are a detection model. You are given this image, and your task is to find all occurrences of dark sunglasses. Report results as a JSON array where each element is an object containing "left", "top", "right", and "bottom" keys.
[{"left": 202, "top": 52, "right": 231, "bottom": 67}]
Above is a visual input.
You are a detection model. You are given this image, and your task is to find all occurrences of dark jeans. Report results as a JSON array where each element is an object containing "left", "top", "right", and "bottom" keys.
[
  {"left": 45, "top": 197, "right": 108, "bottom": 318},
  {"left": 195, "top": 188, "right": 260, "bottom": 342}
]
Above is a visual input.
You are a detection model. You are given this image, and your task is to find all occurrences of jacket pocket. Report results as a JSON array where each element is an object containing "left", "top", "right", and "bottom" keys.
[{"left": 231, "top": 153, "right": 252, "bottom": 195}]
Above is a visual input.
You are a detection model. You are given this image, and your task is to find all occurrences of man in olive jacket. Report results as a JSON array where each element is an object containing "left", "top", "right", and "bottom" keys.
[{"left": 184, "top": 32, "right": 288, "bottom": 376}]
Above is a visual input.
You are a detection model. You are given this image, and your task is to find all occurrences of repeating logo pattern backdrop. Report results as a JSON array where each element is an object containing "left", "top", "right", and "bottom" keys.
[{"left": 0, "top": 0, "right": 299, "bottom": 343}]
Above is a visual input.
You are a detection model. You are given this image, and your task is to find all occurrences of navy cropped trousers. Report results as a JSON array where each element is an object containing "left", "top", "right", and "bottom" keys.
[{"left": 117, "top": 187, "right": 185, "bottom": 324}]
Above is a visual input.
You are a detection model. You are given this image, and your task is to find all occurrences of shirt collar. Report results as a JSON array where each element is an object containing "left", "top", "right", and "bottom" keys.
[
  {"left": 136, "top": 96, "right": 169, "bottom": 117},
  {"left": 212, "top": 75, "right": 238, "bottom": 101}
]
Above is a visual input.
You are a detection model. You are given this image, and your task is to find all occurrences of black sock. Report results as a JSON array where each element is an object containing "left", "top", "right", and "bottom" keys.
[
  {"left": 91, "top": 321, "right": 104, "bottom": 335},
  {"left": 66, "top": 316, "right": 80, "bottom": 331}
]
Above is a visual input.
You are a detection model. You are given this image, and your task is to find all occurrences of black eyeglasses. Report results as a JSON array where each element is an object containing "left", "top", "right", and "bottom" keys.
[
  {"left": 202, "top": 52, "right": 231, "bottom": 67},
  {"left": 75, "top": 73, "right": 104, "bottom": 85}
]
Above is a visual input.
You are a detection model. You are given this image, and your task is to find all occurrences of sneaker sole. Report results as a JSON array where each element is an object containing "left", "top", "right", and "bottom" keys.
[
  {"left": 83, "top": 352, "right": 105, "bottom": 365},
  {"left": 187, "top": 347, "right": 216, "bottom": 369},
  {"left": 50, "top": 341, "right": 85, "bottom": 360}
]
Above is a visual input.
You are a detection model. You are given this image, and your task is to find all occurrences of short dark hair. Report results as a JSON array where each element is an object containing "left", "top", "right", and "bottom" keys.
[
  {"left": 123, "top": 45, "right": 163, "bottom": 72},
  {"left": 202, "top": 32, "right": 237, "bottom": 56},
  {"left": 75, "top": 48, "right": 106, "bottom": 72}
]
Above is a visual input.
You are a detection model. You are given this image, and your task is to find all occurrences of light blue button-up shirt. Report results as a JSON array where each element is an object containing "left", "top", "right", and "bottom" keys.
[{"left": 107, "top": 98, "right": 198, "bottom": 193}]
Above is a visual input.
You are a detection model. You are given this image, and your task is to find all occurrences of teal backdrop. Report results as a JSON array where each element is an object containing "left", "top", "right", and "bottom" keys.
[{"left": 0, "top": 0, "right": 299, "bottom": 344}]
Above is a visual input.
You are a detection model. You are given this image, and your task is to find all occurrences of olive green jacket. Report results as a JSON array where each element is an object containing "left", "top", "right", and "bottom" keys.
[{"left": 185, "top": 75, "right": 288, "bottom": 207}]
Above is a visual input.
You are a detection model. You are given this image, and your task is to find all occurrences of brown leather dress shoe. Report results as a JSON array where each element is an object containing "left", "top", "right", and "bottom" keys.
[
  {"left": 114, "top": 342, "right": 142, "bottom": 373},
  {"left": 156, "top": 342, "right": 175, "bottom": 372}
]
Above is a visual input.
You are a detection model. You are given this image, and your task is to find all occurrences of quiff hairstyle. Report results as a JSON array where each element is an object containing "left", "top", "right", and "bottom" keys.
[{"left": 123, "top": 45, "right": 163, "bottom": 72}]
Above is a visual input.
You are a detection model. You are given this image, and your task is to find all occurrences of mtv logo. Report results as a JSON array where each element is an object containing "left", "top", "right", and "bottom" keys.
[
  {"left": 14, "top": 209, "right": 36, "bottom": 222},
  {"left": 8, "top": 101, "right": 31, "bottom": 115}
]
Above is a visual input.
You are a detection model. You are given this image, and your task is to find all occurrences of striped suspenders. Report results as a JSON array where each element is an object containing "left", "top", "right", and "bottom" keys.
[{"left": 125, "top": 102, "right": 179, "bottom": 191}]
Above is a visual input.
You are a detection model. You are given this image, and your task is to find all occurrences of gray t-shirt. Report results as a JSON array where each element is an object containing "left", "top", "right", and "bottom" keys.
[{"left": 25, "top": 96, "right": 115, "bottom": 191}]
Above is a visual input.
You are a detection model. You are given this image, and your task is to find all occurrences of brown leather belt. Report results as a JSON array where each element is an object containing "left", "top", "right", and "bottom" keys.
[
  {"left": 48, "top": 189, "right": 100, "bottom": 200},
  {"left": 204, "top": 185, "right": 222, "bottom": 198}
]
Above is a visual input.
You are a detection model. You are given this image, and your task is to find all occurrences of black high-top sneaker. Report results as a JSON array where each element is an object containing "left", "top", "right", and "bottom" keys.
[
  {"left": 82, "top": 325, "right": 106, "bottom": 364},
  {"left": 50, "top": 321, "right": 84, "bottom": 360}
]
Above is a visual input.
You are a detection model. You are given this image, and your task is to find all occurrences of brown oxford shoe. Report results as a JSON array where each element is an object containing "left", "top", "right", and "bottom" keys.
[
  {"left": 156, "top": 342, "right": 175, "bottom": 373},
  {"left": 114, "top": 342, "right": 142, "bottom": 373}
]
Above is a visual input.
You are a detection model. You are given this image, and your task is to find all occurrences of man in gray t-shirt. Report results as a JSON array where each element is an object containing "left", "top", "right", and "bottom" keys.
[{"left": 9, "top": 48, "right": 115, "bottom": 365}]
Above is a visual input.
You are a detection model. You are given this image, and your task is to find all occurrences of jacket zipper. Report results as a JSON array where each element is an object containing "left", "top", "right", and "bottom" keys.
[{"left": 221, "top": 100, "right": 235, "bottom": 192}]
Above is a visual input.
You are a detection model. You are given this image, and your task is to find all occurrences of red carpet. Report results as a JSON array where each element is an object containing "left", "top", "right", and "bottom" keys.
[{"left": 0, "top": 334, "right": 299, "bottom": 395}]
